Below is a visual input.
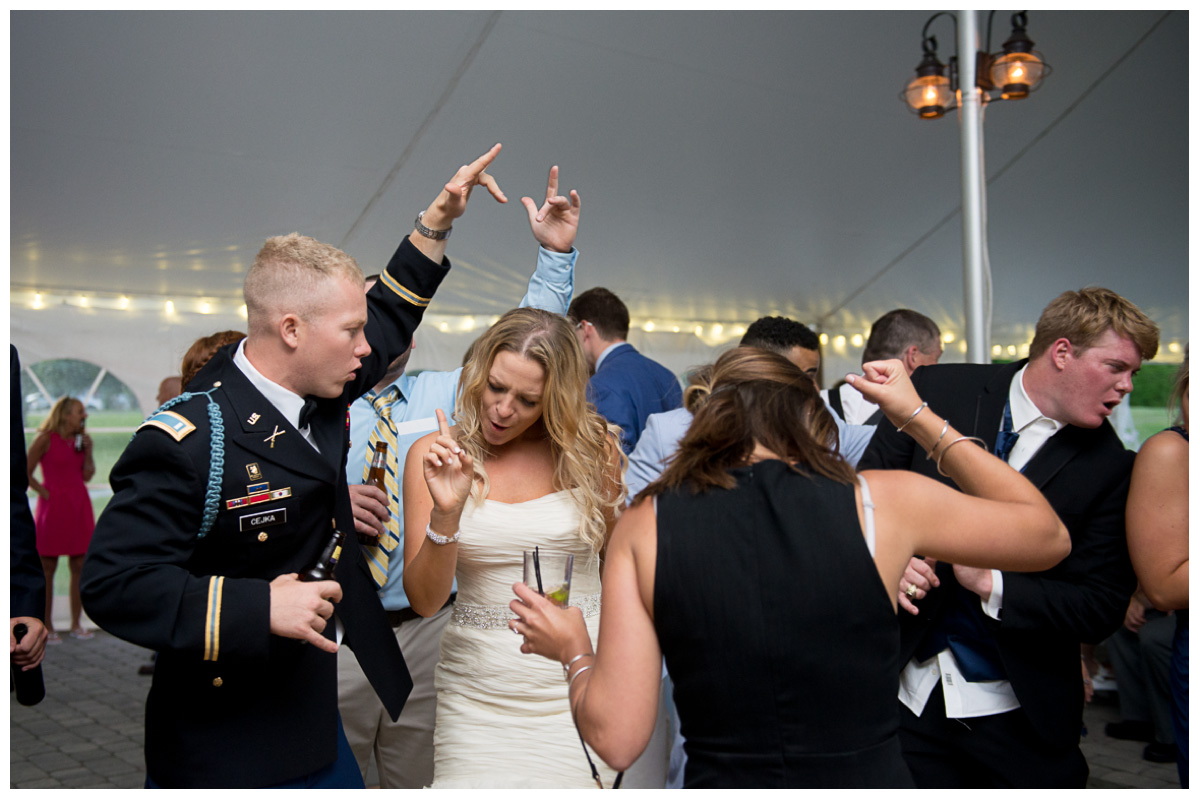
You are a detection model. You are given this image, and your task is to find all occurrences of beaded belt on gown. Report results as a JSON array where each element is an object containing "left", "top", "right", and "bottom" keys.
[{"left": 451, "top": 593, "right": 601, "bottom": 629}]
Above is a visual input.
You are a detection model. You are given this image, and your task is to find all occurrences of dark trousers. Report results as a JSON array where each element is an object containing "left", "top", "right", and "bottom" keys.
[
  {"left": 146, "top": 713, "right": 364, "bottom": 789},
  {"left": 899, "top": 688, "right": 1088, "bottom": 788}
]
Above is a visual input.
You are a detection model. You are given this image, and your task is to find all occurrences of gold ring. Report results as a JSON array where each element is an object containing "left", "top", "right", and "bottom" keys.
[{"left": 905, "top": 583, "right": 919, "bottom": 599}]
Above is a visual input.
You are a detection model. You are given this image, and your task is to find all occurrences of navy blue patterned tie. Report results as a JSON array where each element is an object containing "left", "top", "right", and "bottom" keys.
[{"left": 995, "top": 400, "right": 1019, "bottom": 462}]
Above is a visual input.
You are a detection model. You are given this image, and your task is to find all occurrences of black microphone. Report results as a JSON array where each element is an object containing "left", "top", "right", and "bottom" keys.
[{"left": 11, "top": 623, "right": 46, "bottom": 706}]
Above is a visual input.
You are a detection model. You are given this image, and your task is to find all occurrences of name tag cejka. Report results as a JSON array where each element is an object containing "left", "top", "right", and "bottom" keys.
[{"left": 239, "top": 507, "right": 287, "bottom": 532}]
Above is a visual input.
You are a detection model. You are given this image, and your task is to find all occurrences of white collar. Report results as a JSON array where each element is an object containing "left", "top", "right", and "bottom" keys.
[
  {"left": 233, "top": 339, "right": 309, "bottom": 432},
  {"left": 1011, "top": 363, "right": 1066, "bottom": 435},
  {"left": 594, "top": 341, "right": 626, "bottom": 372}
]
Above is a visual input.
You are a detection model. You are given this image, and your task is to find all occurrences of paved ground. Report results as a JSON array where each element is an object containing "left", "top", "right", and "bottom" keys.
[{"left": 9, "top": 613, "right": 1184, "bottom": 788}]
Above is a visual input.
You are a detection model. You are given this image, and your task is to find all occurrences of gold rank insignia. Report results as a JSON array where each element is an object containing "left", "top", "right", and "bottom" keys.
[
  {"left": 245, "top": 462, "right": 263, "bottom": 482},
  {"left": 137, "top": 410, "right": 196, "bottom": 442},
  {"left": 225, "top": 482, "right": 292, "bottom": 510}
]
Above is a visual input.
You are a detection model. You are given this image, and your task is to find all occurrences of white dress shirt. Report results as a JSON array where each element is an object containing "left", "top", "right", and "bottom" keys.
[
  {"left": 233, "top": 340, "right": 320, "bottom": 452},
  {"left": 899, "top": 364, "right": 1065, "bottom": 719}
]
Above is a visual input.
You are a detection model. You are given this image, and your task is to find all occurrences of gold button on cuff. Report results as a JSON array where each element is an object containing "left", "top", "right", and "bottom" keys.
[
  {"left": 212, "top": 677, "right": 223, "bottom": 687},
  {"left": 257, "top": 532, "right": 268, "bottom": 542}
]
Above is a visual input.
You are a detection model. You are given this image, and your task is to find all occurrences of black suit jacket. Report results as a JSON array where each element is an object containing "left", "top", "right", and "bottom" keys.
[
  {"left": 11, "top": 346, "right": 47, "bottom": 621},
  {"left": 859, "top": 360, "right": 1136, "bottom": 749},
  {"left": 81, "top": 237, "right": 443, "bottom": 787}
]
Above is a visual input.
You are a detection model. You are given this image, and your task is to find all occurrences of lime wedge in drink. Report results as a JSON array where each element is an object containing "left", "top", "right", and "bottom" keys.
[{"left": 545, "top": 586, "right": 570, "bottom": 608}]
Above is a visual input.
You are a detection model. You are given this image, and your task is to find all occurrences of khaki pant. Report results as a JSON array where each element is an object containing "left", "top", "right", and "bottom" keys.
[{"left": 337, "top": 604, "right": 452, "bottom": 789}]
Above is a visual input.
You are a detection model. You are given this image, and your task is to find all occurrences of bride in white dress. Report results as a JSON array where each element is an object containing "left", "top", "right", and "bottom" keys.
[{"left": 402, "top": 308, "right": 666, "bottom": 788}]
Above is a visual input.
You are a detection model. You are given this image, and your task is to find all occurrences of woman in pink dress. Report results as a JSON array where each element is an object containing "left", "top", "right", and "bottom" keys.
[{"left": 27, "top": 396, "right": 96, "bottom": 642}]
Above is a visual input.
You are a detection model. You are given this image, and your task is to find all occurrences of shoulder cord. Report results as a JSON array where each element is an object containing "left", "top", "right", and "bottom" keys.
[{"left": 144, "top": 390, "right": 225, "bottom": 538}]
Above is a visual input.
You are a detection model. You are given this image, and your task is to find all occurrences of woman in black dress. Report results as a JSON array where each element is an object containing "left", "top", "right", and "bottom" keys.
[{"left": 510, "top": 347, "right": 1071, "bottom": 788}]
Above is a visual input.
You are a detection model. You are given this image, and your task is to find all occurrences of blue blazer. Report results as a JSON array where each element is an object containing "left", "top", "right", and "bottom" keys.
[{"left": 587, "top": 343, "right": 682, "bottom": 454}]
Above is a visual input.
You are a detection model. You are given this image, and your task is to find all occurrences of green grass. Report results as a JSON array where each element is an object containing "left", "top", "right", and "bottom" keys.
[{"left": 1130, "top": 406, "right": 1177, "bottom": 447}]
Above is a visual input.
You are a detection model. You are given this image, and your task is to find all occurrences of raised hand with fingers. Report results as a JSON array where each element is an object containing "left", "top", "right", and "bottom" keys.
[
  {"left": 423, "top": 408, "right": 474, "bottom": 520},
  {"left": 423, "top": 143, "right": 508, "bottom": 231},
  {"left": 522, "top": 165, "right": 582, "bottom": 254},
  {"left": 845, "top": 359, "right": 923, "bottom": 428}
]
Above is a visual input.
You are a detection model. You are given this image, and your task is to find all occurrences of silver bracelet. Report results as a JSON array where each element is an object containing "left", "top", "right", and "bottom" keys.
[
  {"left": 895, "top": 401, "right": 929, "bottom": 433},
  {"left": 935, "top": 436, "right": 987, "bottom": 477},
  {"left": 414, "top": 211, "right": 452, "bottom": 241},
  {"left": 567, "top": 664, "right": 593, "bottom": 689},
  {"left": 425, "top": 523, "right": 460, "bottom": 545},
  {"left": 925, "top": 418, "right": 951, "bottom": 460},
  {"left": 563, "top": 652, "right": 595, "bottom": 678}
]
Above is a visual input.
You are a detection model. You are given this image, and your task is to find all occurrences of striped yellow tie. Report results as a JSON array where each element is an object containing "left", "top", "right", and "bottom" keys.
[{"left": 362, "top": 388, "right": 400, "bottom": 588}]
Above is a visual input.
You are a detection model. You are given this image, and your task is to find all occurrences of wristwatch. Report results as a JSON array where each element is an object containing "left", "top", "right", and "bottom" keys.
[{"left": 414, "top": 211, "right": 452, "bottom": 241}]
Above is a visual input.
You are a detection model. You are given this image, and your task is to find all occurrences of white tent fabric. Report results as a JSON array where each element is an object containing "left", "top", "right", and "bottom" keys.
[{"left": 11, "top": 11, "right": 1189, "bottom": 415}]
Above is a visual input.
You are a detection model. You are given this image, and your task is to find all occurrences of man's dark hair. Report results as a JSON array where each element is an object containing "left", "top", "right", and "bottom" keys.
[
  {"left": 740, "top": 316, "right": 819, "bottom": 356},
  {"left": 861, "top": 309, "right": 941, "bottom": 364},
  {"left": 567, "top": 288, "right": 629, "bottom": 341}
]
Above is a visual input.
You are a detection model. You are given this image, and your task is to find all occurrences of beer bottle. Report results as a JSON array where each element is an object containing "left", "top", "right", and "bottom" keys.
[
  {"left": 364, "top": 442, "right": 388, "bottom": 491},
  {"left": 299, "top": 523, "right": 345, "bottom": 582},
  {"left": 360, "top": 442, "right": 389, "bottom": 544},
  {"left": 10, "top": 623, "right": 45, "bottom": 706}
]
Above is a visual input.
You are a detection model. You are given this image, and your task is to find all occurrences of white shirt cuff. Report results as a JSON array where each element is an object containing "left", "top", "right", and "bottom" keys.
[{"left": 982, "top": 570, "right": 1004, "bottom": 620}]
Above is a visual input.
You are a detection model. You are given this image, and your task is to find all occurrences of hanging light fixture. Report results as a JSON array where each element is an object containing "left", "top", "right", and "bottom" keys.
[
  {"left": 901, "top": 12, "right": 959, "bottom": 119},
  {"left": 902, "top": 10, "right": 1050, "bottom": 118},
  {"left": 987, "top": 12, "right": 1051, "bottom": 100},
  {"left": 904, "top": 35, "right": 956, "bottom": 119}
]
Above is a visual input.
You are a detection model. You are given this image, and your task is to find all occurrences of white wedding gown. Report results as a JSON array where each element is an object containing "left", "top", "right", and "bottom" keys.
[{"left": 429, "top": 489, "right": 669, "bottom": 789}]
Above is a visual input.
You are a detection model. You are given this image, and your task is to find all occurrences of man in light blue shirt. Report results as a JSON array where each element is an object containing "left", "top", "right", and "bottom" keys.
[
  {"left": 337, "top": 168, "right": 580, "bottom": 788},
  {"left": 627, "top": 317, "right": 877, "bottom": 499}
]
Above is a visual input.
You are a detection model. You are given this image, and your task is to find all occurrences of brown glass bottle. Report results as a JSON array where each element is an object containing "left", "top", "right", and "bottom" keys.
[
  {"left": 299, "top": 524, "right": 346, "bottom": 582},
  {"left": 360, "top": 442, "right": 389, "bottom": 544}
]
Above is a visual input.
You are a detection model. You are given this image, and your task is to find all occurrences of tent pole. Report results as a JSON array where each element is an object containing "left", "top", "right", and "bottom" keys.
[{"left": 957, "top": 9, "right": 990, "bottom": 364}]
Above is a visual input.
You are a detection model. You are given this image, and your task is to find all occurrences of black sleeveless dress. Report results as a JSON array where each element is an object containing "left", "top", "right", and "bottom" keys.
[{"left": 653, "top": 459, "right": 914, "bottom": 788}]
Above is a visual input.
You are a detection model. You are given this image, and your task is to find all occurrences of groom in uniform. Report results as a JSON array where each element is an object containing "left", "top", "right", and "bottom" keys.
[
  {"left": 860, "top": 287, "right": 1160, "bottom": 787},
  {"left": 82, "top": 145, "right": 508, "bottom": 788}
]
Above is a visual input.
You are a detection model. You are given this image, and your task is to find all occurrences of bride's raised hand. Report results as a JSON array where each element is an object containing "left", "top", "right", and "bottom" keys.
[{"left": 423, "top": 408, "right": 474, "bottom": 514}]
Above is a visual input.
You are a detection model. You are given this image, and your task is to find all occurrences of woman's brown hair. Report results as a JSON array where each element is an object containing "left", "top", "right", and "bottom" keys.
[
  {"left": 639, "top": 347, "right": 853, "bottom": 500},
  {"left": 181, "top": 330, "right": 246, "bottom": 388}
]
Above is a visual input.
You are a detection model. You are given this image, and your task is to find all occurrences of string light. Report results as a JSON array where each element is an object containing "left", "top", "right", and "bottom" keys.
[{"left": 8, "top": 291, "right": 1186, "bottom": 364}]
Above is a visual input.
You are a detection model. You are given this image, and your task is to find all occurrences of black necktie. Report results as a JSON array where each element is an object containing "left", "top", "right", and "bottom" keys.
[
  {"left": 995, "top": 400, "right": 1019, "bottom": 462},
  {"left": 298, "top": 396, "right": 319, "bottom": 430}
]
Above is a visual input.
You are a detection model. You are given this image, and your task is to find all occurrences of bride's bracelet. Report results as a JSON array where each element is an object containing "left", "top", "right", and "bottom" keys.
[
  {"left": 563, "top": 652, "right": 594, "bottom": 678},
  {"left": 425, "top": 524, "right": 460, "bottom": 545}
]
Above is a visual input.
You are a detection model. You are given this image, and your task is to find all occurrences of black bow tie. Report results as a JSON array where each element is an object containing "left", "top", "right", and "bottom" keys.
[{"left": 298, "top": 396, "right": 319, "bottom": 430}]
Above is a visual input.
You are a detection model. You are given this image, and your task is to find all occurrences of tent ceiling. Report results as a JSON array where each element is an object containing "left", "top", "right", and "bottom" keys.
[{"left": 11, "top": 11, "right": 1189, "bottom": 382}]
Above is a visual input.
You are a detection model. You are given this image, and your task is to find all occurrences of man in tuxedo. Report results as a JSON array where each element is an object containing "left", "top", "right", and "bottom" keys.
[
  {"left": 567, "top": 287, "right": 682, "bottom": 453},
  {"left": 859, "top": 286, "right": 1160, "bottom": 787},
  {"left": 81, "top": 145, "right": 507, "bottom": 788},
  {"left": 11, "top": 346, "right": 48, "bottom": 677},
  {"left": 824, "top": 309, "right": 942, "bottom": 425}
]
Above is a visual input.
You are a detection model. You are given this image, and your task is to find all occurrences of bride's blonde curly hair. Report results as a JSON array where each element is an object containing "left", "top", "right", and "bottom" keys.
[{"left": 455, "top": 308, "right": 625, "bottom": 554}]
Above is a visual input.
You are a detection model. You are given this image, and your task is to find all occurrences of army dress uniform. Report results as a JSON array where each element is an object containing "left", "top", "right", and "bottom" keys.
[{"left": 81, "top": 237, "right": 445, "bottom": 788}]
